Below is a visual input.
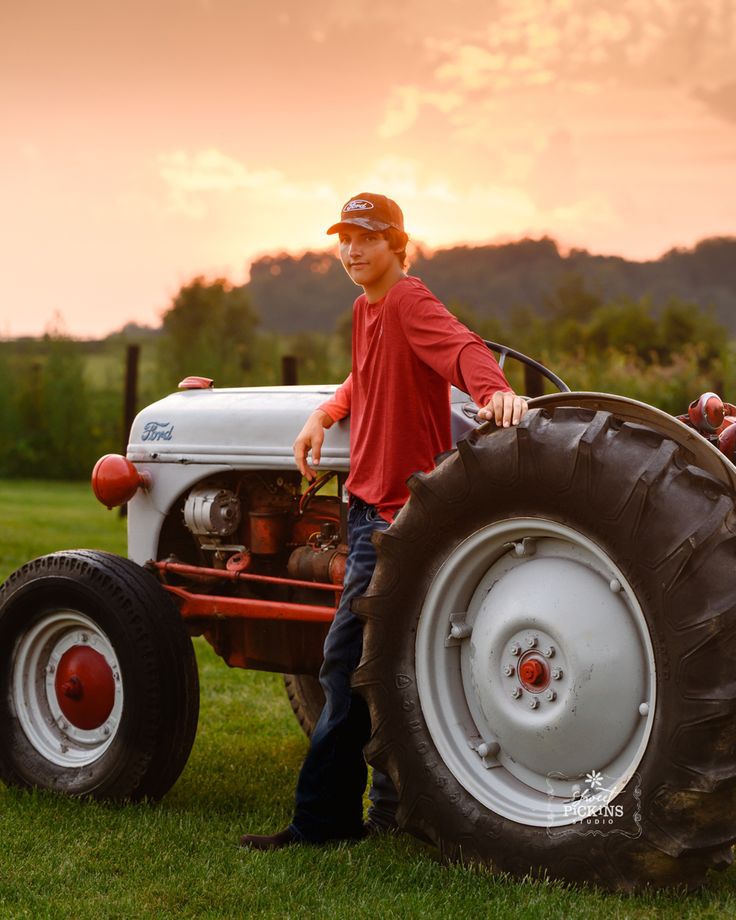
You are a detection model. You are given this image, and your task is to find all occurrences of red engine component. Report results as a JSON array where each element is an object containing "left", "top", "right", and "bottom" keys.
[
  {"left": 249, "top": 510, "right": 289, "bottom": 554},
  {"left": 288, "top": 543, "right": 347, "bottom": 586},
  {"left": 226, "top": 551, "right": 252, "bottom": 573},
  {"left": 291, "top": 497, "right": 341, "bottom": 546},
  {"left": 151, "top": 474, "right": 349, "bottom": 675}
]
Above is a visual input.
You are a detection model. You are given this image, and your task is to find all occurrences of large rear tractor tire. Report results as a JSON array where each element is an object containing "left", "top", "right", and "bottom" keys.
[
  {"left": 284, "top": 674, "right": 325, "bottom": 737},
  {"left": 0, "top": 550, "right": 199, "bottom": 800},
  {"left": 354, "top": 407, "right": 736, "bottom": 890}
]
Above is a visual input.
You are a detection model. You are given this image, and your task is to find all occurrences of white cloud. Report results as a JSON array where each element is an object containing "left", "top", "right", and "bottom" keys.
[
  {"left": 157, "top": 148, "right": 335, "bottom": 217},
  {"left": 357, "top": 155, "right": 458, "bottom": 204},
  {"left": 428, "top": 0, "right": 736, "bottom": 99},
  {"left": 158, "top": 149, "right": 282, "bottom": 193},
  {"left": 378, "top": 86, "right": 462, "bottom": 137},
  {"left": 435, "top": 46, "right": 508, "bottom": 91}
]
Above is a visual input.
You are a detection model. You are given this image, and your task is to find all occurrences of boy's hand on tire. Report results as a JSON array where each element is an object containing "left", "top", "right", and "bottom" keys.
[{"left": 477, "top": 391, "right": 528, "bottom": 427}]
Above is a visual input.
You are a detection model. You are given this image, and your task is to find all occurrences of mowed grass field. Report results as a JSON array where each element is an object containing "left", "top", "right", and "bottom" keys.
[{"left": 1, "top": 481, "right": 736, "bottom": 919}]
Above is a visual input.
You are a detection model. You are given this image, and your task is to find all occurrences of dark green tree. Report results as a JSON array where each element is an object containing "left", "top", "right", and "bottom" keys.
[
  {"left": 158, "top": 277, "right": 259, "bottom": 390},
  {"left": 288, "top": 332, "right": 334, "bottom": 384},
  {"left": 536, "top": 274, "right": 603, "bottom": 353},
  {"left": 1, "top": 333, "right": 93, "bottom": 478},
  {"left": 447, "top": 301, "right": 481, "bottom": 331},
  {"left": 41, "top": 335, "right": 91, "bottom": 477},
  {"left": 335, "top": 308, "right": 352, "bottom": 363},
  {"left": 657, "top": 298, "right": 724, "bottom": 363},
  {"left": 585, "top": 297, "right": 659, "bottom": 359}
]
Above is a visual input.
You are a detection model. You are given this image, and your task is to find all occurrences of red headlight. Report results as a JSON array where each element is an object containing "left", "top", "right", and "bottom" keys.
[{"left": 91, "top": 454, "right": 150, "bottom": 509}]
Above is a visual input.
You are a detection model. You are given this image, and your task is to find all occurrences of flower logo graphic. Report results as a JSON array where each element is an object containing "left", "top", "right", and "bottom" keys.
[{"left": 585, "top": 770, "right": 604, "bottom": 790}]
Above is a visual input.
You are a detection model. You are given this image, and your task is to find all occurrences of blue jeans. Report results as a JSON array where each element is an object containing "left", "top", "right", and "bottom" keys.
[{"left": 290, "top": 497, "right": 399, "bottom": 841}]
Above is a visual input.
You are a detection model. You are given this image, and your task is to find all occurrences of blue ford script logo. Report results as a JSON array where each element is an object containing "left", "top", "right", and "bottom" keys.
[{"left": 142, "top": 421, "right": 174, "bottom": 442}]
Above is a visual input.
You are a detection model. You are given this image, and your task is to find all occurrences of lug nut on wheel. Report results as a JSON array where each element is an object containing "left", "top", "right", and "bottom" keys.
[
  {"left": 552, "top": 668, "right": 563, "bottom": 680},
  {"left": 477, "top": 741, "right": 500, "bottom": 758},
  {"left": 511, "top": 687, "right": 522, "bottom": 699},
  {"left": 529, "top": 698, "right": 539, "bottom": 710},
  {"left": 503, "top": 664, "right": 514, "bottom": 677}
]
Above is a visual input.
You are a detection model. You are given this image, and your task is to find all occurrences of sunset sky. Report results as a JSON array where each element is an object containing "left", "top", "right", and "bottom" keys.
[{"left": 3, "top": 0, "right": 736, "bottom": 337}]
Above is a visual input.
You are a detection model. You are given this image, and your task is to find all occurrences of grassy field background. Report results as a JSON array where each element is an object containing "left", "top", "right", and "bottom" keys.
[{"left": 1, "top": 480, "right": 736, "bottom": 919}]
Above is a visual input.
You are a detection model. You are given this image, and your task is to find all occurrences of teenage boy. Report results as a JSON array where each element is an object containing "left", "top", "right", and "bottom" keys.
[{"left": 240, "top": 193, "right": 528, "bottom": 850}]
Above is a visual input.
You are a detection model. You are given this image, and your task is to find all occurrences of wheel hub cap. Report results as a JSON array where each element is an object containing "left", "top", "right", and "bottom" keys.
[
  {"left": 54, "top": 646, "right": 116, "bottom": 730},
  {"left": 415, "top": 518, "right": 655, "bottom": 827},
  {"left": 468, "top": 556, "right": 644, "bottom": 779},
  {"left": 518, "top": 655, "right": 549, "bottom": 691}
]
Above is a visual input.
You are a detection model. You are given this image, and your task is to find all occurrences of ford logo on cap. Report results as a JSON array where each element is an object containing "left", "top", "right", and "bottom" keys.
[
  {"left": 343, "top": 199, "right": 374, "bottom": 212},
  {"left": 326, "top": 192, "right": 405, "bottom": 234}
]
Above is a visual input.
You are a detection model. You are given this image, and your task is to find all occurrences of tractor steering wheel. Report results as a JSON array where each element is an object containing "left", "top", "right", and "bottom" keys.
[{"left": 484, "top": 341, "right": 570, "bottom": 394}]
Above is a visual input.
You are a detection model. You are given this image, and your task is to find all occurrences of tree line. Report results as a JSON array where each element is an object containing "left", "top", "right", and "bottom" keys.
[
  {"left": 246, "top": 236, "right": 736, "bottom": 334},
  {"left": 1, "top": 244, "right": 734, "bottom": 480}
]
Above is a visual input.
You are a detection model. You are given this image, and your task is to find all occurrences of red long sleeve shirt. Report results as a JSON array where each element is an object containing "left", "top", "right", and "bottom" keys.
[{"left": 319, "top": 275, "right": 511, "bottom": 521}]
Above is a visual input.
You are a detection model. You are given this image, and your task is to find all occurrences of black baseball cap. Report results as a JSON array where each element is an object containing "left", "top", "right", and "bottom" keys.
[{"left": 327, "top": 193, "right": 404, "bottom": 234}]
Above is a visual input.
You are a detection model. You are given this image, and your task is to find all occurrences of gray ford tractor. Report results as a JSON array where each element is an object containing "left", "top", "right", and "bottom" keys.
[{"left": 2, "top": 344, "right": 736, "bottom": 892}]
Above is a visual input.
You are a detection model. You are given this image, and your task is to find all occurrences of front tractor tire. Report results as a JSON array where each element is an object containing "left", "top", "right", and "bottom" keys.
[
  {"left": 354, "top": 407, "right": 736, "bottom": 890},
  {"left": 0, "top": 550, "right": 199, "bottom": 801}
]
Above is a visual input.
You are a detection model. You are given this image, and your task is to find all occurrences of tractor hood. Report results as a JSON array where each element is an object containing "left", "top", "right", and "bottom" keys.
[
  {"left": 127, "top": 386, "right": 350, "bottom": 470},
  {"left": 126, "top": 384, "right": 477, "bottom": 471}
]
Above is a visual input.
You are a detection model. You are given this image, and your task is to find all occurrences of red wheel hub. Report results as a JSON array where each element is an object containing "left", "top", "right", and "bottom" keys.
[
  {"left": 518, "top": 654, "right": 550, "bottom": 692},
  {"left": 54, "top": 646, "right": 116, "bottom": 730}
]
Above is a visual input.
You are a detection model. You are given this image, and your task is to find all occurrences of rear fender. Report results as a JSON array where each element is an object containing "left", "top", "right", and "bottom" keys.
[{"left": 528, "top": 391, "right": 736, "bottom": 493}]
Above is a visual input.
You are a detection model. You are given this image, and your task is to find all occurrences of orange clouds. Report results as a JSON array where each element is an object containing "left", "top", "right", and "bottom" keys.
[{"left": 1, "top": 0, "right": 735, "bottom": 336}]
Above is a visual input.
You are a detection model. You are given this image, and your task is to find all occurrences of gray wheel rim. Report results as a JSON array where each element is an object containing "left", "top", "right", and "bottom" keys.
[
  {"left": 11, "top": 610, "right": 124, "bottom": 768},
  {"left": 415, "top": 518, "right": 655, "bottom": 827}
]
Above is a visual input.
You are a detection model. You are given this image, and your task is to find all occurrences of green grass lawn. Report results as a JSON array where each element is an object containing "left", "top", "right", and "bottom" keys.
[{"left": 1, "top": 481, "right": 736, "bottom": 918}]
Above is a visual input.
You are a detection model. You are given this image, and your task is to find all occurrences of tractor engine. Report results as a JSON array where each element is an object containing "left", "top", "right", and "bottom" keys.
[
  {"left": 177, "top": 472, "right": 347, "bottom": 586},
  {"left": 146, "top": 471, "right": 349, "bottom": 675}
]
